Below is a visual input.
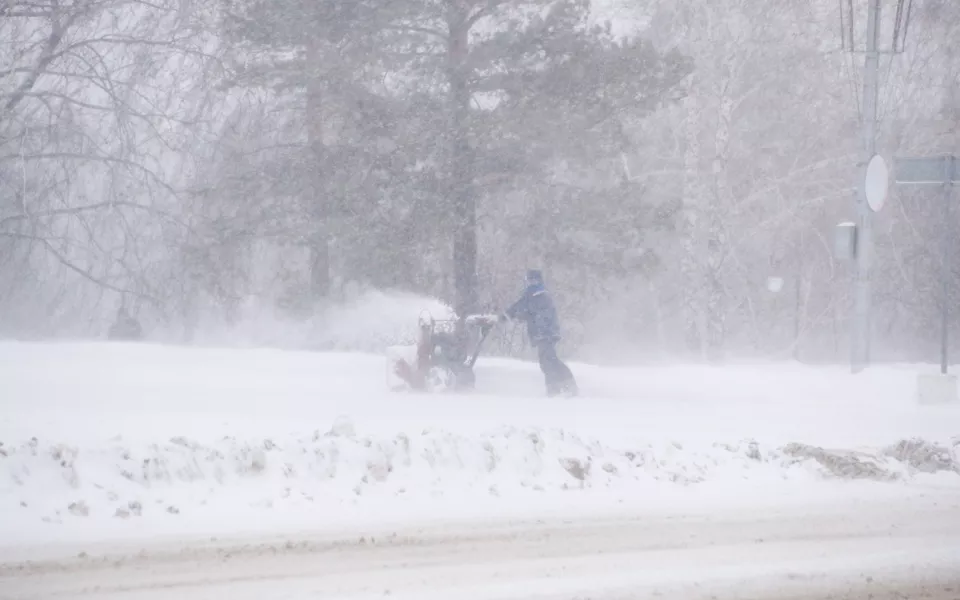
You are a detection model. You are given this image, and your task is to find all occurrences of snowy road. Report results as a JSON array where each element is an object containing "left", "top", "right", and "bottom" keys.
[{"left": 3, "top": 495, "right": 959, "bottom": 600}]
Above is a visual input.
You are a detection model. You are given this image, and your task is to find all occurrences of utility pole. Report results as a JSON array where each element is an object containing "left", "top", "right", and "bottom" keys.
[
  {"left": 851, "top": 0, "right": 882, "bottom": 373},
  {"left": 940, "top": 174, "right": 951, "bottom": 375}
]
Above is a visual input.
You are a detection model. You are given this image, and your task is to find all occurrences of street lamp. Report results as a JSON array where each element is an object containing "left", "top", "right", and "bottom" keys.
[{"left": 834, "top": 0, "right": 913, "bottom": 373}]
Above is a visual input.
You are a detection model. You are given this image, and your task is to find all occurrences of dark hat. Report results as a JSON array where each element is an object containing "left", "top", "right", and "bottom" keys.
[{"left": 525, "top": 269, "right": 544, "bottom": 284}]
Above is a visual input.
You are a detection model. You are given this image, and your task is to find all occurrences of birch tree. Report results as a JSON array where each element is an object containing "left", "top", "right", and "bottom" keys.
[{"left": 631, "top": 0, "right": 854, "bottom": 360}]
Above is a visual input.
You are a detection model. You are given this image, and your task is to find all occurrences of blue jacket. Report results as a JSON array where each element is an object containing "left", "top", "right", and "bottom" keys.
[{"left": 506, "top": 282, "right": 561, "bottom": 344}]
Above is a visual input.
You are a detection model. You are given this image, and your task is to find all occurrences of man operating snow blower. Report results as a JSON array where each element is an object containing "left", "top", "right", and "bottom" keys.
[
  {"left": 502, "top": 269, "right": 578, "bottom": 397},
  {"left": 390, "top": 270, "right": 576, "bottom": 396}
]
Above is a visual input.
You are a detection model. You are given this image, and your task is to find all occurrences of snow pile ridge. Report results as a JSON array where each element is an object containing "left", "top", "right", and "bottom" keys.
[{"left": 3, "top": 426, "right": 958, "bottom": 534}]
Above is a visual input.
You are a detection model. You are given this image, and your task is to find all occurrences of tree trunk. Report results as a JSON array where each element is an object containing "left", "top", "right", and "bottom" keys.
[
  {"left": 681, "top": 86, "right": 707, "bottom": 358},
  {"left": 793, "top": 231, "right": 804, "bottom": 361},
  {"left": 447, "top": 4, "right": 477, "bottom": 318},
  {"left": 306, "top": 36, "right": 330, "bottom": 302},
  {"left": 705, "top": 80, "right": 734, "bottom": 361}
]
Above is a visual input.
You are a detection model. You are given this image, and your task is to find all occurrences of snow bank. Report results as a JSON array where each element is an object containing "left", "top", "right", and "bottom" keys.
[{"left": 2, "top": 424, "right": 958, "bottom": 546}]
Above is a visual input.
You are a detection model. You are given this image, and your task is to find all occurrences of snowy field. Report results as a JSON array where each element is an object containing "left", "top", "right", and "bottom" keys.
[{"left": 2, "top": 339, "right": 959, "bottom": 598}]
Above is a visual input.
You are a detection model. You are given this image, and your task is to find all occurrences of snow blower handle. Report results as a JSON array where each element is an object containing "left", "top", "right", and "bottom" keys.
[
  {"left": 465, "top": 313, "right": 503, "bottom": 328},
  {"left": 463, "top": 314, "right": 500, "bottom": 369}
]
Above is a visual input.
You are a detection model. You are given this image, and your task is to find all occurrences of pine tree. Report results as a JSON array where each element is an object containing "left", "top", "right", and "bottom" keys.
[{"left": 219, "top": 0, "right": 690, "bottom": 316}]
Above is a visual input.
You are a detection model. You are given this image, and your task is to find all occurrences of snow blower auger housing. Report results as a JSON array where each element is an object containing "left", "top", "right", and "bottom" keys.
[{"left": 390, "top": 312, "right": 499, "bottom": 393}]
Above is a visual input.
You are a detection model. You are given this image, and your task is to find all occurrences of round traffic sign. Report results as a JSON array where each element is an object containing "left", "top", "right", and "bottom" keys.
[{"left": 865, "top": 155, "right": 889, "bottom": 212}]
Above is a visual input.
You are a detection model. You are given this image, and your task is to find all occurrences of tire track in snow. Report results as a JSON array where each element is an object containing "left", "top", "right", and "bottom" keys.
[{"left": 2, "top": 497, "right": 959, "bottom": 599}]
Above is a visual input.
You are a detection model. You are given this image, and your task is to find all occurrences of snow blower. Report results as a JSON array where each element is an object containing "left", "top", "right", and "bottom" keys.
[{"left": 388, "top": 312, "right": 500, "bottom": 393}]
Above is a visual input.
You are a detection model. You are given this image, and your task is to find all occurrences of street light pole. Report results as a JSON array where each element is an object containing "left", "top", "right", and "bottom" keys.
[{"left": 851, "top": 0, "right": 882, "bottom": 373}]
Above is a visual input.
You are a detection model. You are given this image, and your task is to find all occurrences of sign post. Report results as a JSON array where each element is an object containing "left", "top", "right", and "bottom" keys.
[{"left": 894, "top": 155, "right": 958, "bottom": 376}]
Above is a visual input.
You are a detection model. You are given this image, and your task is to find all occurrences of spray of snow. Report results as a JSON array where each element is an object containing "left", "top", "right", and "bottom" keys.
[
  {"left": 313, "top": 290, "right": 455, "bottom": 352},
  {"left": 183, "top": 290, "right": 454, "bottom": 352}
]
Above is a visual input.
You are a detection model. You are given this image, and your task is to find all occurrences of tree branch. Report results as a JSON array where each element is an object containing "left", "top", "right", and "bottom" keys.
[
  {"left": 2, "top": 10, "right": 75, "bottom": 114},
  {"left": 0, "top": 200, "right": 194, "bottom": 233},
  {"left": 385, "top": 24, "right": 448, "bottom": 41},
  {"left": 466, "top": 0, "right": 509, "bottom": 29},
  {"left": 0, "top": 152, "right": 181, "bottom": 198},
  {"left": 2, "top": 230, "right": 160, "bottom": 305}
]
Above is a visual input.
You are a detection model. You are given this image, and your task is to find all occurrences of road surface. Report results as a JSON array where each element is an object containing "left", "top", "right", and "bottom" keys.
[{"left": 2, "top": 497, "right": 959, "bottom": 600}]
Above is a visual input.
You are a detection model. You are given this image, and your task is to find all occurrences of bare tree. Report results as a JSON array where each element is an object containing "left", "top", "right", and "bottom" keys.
[{"left": 0, "top": 0, "right": 222, "bottom": 335}]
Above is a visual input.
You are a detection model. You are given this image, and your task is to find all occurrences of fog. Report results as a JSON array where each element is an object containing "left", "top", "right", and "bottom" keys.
[{"left": 1, "top": 0, "right": 957, "bottom": 365}]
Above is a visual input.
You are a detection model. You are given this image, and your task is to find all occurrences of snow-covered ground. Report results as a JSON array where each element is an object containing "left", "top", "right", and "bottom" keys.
[
  {"left": 2, "top": 340, "right": 959, "bottom": 544},
  {"left": 1, "top": 338, "right": 959, "bottom": 597}
]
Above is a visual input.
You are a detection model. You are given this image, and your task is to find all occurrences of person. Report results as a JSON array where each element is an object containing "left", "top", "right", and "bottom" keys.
[
  {"left": 107, "top": 307, "right": 143, "bottom": 341},
  {"left": 502, "top": 269, "right": 578, "bottom": 397}
]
